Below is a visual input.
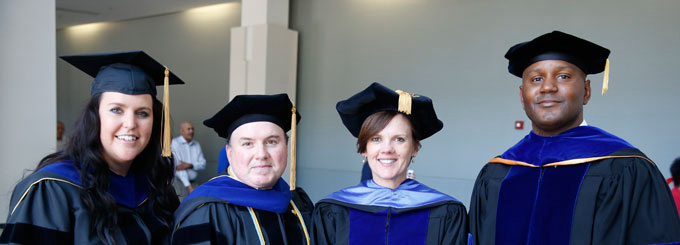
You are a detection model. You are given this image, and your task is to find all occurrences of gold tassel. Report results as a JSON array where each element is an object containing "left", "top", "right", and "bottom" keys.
[
  {"left": 289, "top": 106, "right": 297, "bottom": 190},
  {"left": 602, "top": 59, "right": 610, "bottom": 95},
  {"left": 395, "top": 90, "right": 413, "bottom": 115},
  {"left": 161, "top": 67, "right": 172, "bottom": 157}
]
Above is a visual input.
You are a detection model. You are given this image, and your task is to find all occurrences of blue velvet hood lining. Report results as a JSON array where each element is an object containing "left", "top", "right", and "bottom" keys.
[
  {"left": 40, "top": 161, "right": 150, "bottom": 208},
  {"left": 321, "top": 179, "right": 458, "bottom": 209},
  {"left": 182, "top": 167, "right": 292, "bottom": 214},
  {"left": 494, "top": 126, "right": 635, "bottom": 244},
  {"left": 500, "top": 126, "right": 634, "bottom": 166}
]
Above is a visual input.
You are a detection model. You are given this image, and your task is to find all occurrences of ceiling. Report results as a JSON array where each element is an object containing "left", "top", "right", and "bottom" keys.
[{"left": 56, "top": 0, "right": 236, "bottom": 28}]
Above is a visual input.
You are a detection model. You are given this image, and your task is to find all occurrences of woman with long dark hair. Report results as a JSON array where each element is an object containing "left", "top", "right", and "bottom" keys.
[{"left": 0, "top": 51, "right": 182, "bottom": 244}]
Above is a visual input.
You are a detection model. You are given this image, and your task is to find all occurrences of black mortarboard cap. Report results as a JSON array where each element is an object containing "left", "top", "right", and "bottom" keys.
[
  {"left": 336, "top": 82, "right": 443, "bottom": 140},
  {"left": 60, "top": 50, "right": 185, "bottom": 96},
  {"left": 204, "top": 94, "right": 301, "bottom": 139},
  {"left": 61, "top": 50, "right": 185, "bottom": 157},
  {"left": 505, "top": 31, "right": 610, "bottom": 78}
]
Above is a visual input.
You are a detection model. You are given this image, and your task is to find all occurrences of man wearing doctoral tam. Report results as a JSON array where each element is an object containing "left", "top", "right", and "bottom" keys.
[
  {"left": 468, "top": 31, "right": 680, "bottom": 245},
  {"left": 171, "top": 94, "right": 313, "bottom": 244}
]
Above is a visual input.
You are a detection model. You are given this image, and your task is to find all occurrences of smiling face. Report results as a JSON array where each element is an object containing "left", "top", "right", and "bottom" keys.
[
  {"left": 362, "top": 113, "right": 418, "bottom": 189},
  {"left": 520, "top": 59, "right": 591, "bottom": 136},
  {"left": 98, "top": 92, "right": 154, "bottom": 175},
  {"left": 226, "top": 121, "right": 288, "bottom": 189}
]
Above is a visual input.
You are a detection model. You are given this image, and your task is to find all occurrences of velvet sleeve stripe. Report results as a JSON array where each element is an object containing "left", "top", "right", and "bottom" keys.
[
  {"left": 0, "top": 223, "right": 73, "bottom": 244},
  {"left": 171, "top": 223, "right": 217, "bottom": 244}
]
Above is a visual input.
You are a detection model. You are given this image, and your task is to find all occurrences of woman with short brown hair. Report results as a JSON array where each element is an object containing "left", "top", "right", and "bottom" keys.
[{"left": 312, "top": 82, "right": 468, "bottom": 245}]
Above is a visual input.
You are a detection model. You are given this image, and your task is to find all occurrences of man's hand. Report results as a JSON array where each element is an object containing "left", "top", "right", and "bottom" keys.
[{"left": 176, "top": 162, "right": 193, "bottom": 170}]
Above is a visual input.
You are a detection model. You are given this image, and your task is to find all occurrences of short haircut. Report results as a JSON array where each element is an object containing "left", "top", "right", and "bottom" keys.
[
  {"left": 356, "top": 110, "right": 421, "bottom": 154},
  {"left": 671, "top": 157, "right": 680, "bottom": 187}
]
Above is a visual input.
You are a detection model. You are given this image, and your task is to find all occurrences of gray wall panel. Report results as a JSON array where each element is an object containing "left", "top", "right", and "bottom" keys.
[{"left": 290, "top": 0, "right": 680, "bottom": 206}]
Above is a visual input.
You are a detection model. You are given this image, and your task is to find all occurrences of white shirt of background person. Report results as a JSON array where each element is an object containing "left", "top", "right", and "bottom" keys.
[{"left": 172, "top": 122, "right": 206, "bottom": 192}]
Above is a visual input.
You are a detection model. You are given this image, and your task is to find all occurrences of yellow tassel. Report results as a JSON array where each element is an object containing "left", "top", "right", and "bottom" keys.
[
  {"left": 602, "top": 59, "right": 610, "bottom": 95},
  {"left": 395, "top": 90, "right": 413, "bottom": 115},
  {"left": 161, "top": 67, "right": 172, "bottom": 157},
  {"left": 289, "top": 106, "right": 297, "bottom": 190}
]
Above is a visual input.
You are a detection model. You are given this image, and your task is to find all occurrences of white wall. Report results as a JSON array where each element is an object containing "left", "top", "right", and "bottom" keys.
[
  {"left": 290, "top": 0, "right": 680, "bottom": 206},
  {"left": 57, "top": 3, "right": 242, "bottom": 184},
  {"left": 0, "top": 0, "right": 56, "bottom": 222}
]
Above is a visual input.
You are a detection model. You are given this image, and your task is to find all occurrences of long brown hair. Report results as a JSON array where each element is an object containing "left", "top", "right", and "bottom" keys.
[{"left": 37, "top": 93, "right": 179, "bottom": 244}]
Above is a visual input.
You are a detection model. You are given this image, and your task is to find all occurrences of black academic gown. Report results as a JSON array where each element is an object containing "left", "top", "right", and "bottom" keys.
[
  {"left": 469, "top": 147, "right": 680, "bottom": 245},
  {"left": 0, "top": 164, "right": 170, "bottom": 244},
  {"left": 171, "top": 184, "right": 313, "bottom": 244},
  {"left": 312, "top": 180, "right": 469, "bottom": 245}
]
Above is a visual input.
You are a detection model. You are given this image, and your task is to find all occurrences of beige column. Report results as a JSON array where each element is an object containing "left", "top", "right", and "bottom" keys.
[
  {"left": 229, "top": 0, "right": 298, "bottom": 102},
  {"left": 0, "top": 0, "right": 57, "bottom": 222},
  {"left": 229, "top": 0, "right": 298, "bottom": 183}
]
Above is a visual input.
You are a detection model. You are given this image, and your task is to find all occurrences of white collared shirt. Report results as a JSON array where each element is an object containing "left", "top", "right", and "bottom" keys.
[{"left": 171, "top": 136, "right": 206, "bottom": 182}]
